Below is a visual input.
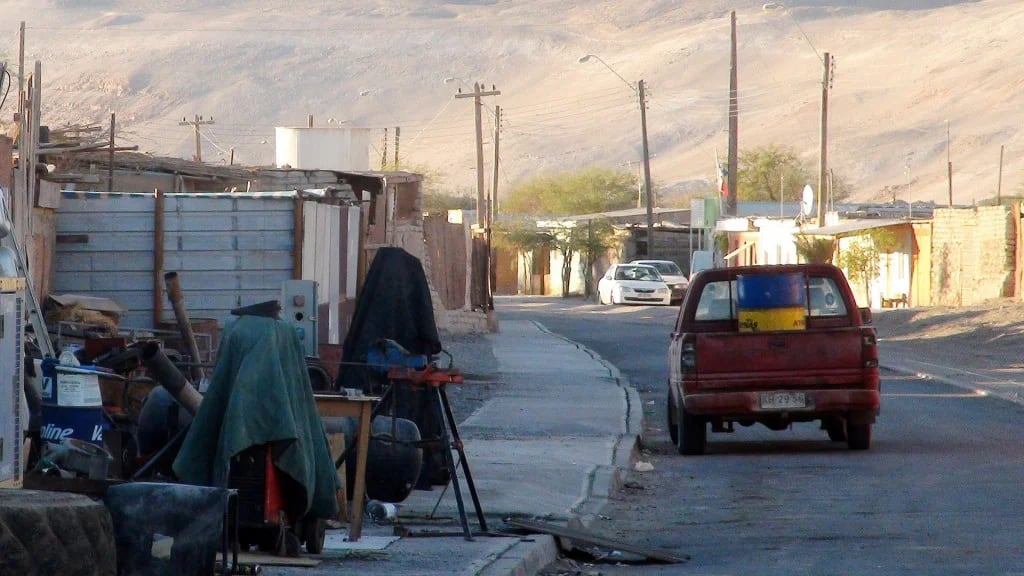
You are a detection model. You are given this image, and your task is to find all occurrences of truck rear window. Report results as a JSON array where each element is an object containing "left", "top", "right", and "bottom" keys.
[{"left": 693, "top": 276, "right": 848, "bottom": 321}]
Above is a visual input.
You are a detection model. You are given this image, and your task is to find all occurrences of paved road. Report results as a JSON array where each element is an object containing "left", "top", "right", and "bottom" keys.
[{"left": 502, "top": 297, "right": 1024, "bottom": 575}]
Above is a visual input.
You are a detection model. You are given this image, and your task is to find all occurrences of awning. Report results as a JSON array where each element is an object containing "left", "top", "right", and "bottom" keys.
[{"left": 798, "top": 219, "right": 909, "bottom": 237}]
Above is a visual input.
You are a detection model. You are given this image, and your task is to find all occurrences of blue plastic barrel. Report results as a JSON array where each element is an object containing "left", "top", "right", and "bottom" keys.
[
  {"left": 39, "top": 360, "right": 108, "bottom": 446},
  {"left": 736, "top": 273, "right": 806, "bottom": 310}
]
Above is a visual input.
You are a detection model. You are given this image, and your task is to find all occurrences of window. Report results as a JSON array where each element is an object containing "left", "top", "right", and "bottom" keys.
[
  {"left": 807, "top": 277, "right": 848, "bottom": 318},
  {"left": 694, "top": 280, "right": 736, "bottom": 321}
]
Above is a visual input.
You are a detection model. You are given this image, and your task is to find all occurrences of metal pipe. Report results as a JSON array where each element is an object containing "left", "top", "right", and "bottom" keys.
[
  {"left": 164, "top": 271, "right": 205, "bottom": 383},
  {"left": 140, "top": 341, "right": 203, "bottom": 416}
]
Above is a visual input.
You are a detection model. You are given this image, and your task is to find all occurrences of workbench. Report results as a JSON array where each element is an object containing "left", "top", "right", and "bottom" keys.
[{"left": 313, "top": 393, "right": 378, "bottom": 541}]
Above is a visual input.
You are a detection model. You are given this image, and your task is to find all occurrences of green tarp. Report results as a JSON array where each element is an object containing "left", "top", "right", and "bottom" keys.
[{"left": 173, "top": 316, "right": 338, "bottom": 520}]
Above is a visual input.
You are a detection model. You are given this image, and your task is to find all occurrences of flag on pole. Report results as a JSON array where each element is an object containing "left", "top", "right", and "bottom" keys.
[{"left": 715, "top": 149, "right": 728, "bottom": 198}]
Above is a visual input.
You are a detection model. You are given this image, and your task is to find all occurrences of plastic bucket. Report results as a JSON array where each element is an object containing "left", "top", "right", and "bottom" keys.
[
  {"left": 738, "top": 307, "right": 807, "bottom": 332},
  {"left": 39, "top": 361, "right": 108, "bottom": 446},
  {"left": 737, "top": 273, "right": 806, "bottom": 310}
]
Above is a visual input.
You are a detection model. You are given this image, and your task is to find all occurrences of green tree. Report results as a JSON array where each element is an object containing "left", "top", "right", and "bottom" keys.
[
  {"left": 738, "top": 145, "right": 811, "bottom": 202},
  {"left": 794, "top": 236, "right": 835, "bottom": 264},
  {"left": 493, "top": 221, "right": 554, "bottom": 292},
  {"left": 837, "top": 229, "right": 897, "bottom": 307},
  {"left": 422, "top": 188, "right": 475, "bottom": 214},
  {"left": 502, "top": 166, "right": 636, "bottom": 216}
]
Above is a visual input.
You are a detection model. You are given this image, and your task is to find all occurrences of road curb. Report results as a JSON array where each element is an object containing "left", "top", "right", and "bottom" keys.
[{"left": 476, "top": 535, "right": 560, "bottom": 576}]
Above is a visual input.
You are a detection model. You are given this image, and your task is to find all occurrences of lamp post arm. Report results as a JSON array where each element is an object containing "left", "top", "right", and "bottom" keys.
[{"left": 579, "top": 54, "right": 637, "bottom": 94}]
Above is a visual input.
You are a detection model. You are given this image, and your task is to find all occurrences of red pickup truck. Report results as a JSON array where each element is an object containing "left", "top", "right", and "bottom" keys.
[{"left": 666, "top": 264, "right": 880, "bottom": 455}]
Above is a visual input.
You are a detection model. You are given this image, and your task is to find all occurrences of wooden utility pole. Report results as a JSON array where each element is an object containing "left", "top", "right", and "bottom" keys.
[
  {"left": 108, "top": 113, "right": 115, "bottom": 192},
  {"left": 998, "top": 145, "right": 1005, "bottom": 205},
  {"left": 946, "top": 120, "right": 953, "bottom": 206},
  {"left": 18, "top": 22, "right": 24, "bottom": 131},
  {"left": 179, "top": 115, "right": 214, "bottom": 162},
  {"left": 726, "top": 11, "right": 739, "bottom": 217},
  {"left": 817, "top": 52, "right": 831, "bottom": 227},
  {"left": 488, "top": 106, "right": 501, "bottom": 311},
  {"left": 394, "top": 126, "right": 400, "bottom": 168},
  {"left": 491, "top": 106, "right": 501, "bottom": 224},
  {"left": 455, "top": 82, "right": 501, "bottom": 229},
  {"left": 639, "top": 80, "right": 655, "bottom": 257}
]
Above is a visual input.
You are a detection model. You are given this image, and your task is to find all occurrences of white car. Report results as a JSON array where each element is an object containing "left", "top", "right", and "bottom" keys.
[
  {"left": 597, "top": 264, "right": 672, "bottom": 306},
  {"left": 630, "top": 259, "right": 689, "bottom": 304}
]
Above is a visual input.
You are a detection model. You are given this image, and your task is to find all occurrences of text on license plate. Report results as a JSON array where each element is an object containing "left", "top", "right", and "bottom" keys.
[{"left": 759, "top": 392, "right": 807, "bottom": 409}]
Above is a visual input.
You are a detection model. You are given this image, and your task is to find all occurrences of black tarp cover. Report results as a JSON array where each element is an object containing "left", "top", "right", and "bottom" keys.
[{"left": 335, "top": 247, "right": 442, "bottom": 393}]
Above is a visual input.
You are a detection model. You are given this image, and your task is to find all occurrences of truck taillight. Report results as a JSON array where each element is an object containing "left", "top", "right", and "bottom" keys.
[
  {"left": 862, "top": 328, "right": 879, "bottom": 368},
  {"left": 681, "top": 339, "right": 697, "bottom": 372}
]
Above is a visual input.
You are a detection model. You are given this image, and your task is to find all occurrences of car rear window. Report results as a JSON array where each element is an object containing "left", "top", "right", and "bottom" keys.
[{"left": 692, "top": 275, "right": 848, "bottom": 321}]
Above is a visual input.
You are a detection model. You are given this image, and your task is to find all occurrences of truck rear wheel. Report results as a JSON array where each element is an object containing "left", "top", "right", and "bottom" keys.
[
  {"left": 824, "top": 417, "right": 847, "bottom": 442},
  {"left": 667, "top": 390, "right": 679, "bottom": 445},
  {"left": 676, "top": 400, "right": 706, "bottom": 456},
  {"left": 847, "top": 420, "right": 871, "bottom": 450}
]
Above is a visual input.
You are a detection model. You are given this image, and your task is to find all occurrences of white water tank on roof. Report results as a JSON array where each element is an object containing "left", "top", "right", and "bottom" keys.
[{"left": 275, "top": 127, "right": 371, "bottom": 171}]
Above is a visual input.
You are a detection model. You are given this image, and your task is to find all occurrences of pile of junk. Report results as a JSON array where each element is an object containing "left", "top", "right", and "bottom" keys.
[{"left": 16, "top": 247, "right": 473, "bottom": 575}]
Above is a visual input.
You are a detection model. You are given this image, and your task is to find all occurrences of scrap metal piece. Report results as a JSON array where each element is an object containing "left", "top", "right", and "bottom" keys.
[{"left": 505, "top": 518, "right": 690, "bottom": 564}]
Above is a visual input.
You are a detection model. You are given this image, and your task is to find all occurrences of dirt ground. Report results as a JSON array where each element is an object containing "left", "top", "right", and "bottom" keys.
[{"left": 870, "top": 298, "right": 1024, "bottom": 370}]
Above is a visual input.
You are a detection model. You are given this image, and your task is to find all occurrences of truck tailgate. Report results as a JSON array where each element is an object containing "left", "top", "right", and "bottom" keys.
[{"left": 695, "top": 328, "right": 867, "bottom": 390}]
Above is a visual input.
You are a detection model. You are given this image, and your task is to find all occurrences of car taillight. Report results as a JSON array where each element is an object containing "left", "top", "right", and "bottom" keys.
[{"left": 681, "top": 338, "right": 697, "bottom": 372}]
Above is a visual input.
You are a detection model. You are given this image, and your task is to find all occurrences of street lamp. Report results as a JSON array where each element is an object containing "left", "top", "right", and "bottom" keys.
[{"left": 579, "top": 54, "right": 656, "bottom": 258}]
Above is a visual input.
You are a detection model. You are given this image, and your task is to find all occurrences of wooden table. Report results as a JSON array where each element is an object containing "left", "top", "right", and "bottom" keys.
[{"left": 313, "top": 393, "right": 378, "bottom": 541}]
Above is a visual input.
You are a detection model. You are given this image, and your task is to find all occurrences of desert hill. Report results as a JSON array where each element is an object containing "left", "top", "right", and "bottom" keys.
[{"left": 3, "top": 0, "right": 1022, "bottom": 206}]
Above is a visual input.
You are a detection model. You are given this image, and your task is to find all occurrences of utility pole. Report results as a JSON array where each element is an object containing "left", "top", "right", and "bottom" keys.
[
  {"left": 946, "top": 120, "right": 953, "bottom": 206},
  {"left": 639, "top": 79, "right": 655, "bottom": 258},
  {"left": 997, "top": 145, "right": 1005, "bottom": 205},
  {"left": 455, "top": 82, "right": 501, "bottom": 229},
  {"left": 726, "top": 11, "right": 739, "bottom": 218},
  {"left": 817, "top": 52, "right": 831, "bottom": 227},
  {"left": 108, "top": 113, "right": 115, "bottom": 192},
  {"left": 394, "top": 126, "right": 400, "bottom": 169},
  {"left": 18, "top": 22, "right": 24, "bottom": 134},
  {"left": 179, "top": 115, "right": 214, "bottom": 162},
  {"left": 381, "top": 128, "right": 388, "bottom": 170},
  {"left": 491, "top": 106, "right": 501, "bottom": 225},
  {"left": 489, "top": 105, "right": 501, "bottom": 311}
]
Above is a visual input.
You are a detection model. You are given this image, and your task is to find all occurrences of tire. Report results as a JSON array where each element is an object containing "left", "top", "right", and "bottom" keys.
[
  {"left": 676, "top": 399, "right": 706, "bottom": 456},
  {"left": 824, "top": 417, "right": 847, "bottom": 442},
  {"left": 847, "top": 420, "right": 871, "bottom": 450},
  {"left": 0, "top": 489, "right": 117, "bottom": 576},
  {"left": 667, "top": 389, "right": 679, "bottom": 445},
  {"left": 301, "top": 517, "right": 326, "bottom": 555}
]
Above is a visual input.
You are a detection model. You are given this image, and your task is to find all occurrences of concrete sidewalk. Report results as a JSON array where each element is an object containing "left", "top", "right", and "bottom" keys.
[{"left": 265, "top": 320, "right": 641, "bottom": 576}]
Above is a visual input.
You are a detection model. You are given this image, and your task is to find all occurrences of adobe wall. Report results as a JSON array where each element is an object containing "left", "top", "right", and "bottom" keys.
[{"left": 930, "top": 206, "right": 1015, "bottom": 305}]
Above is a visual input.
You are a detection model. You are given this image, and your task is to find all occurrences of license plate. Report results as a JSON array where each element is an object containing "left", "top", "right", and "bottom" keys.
[{"left": 759, "top": 392, "right": 807, "bottom": 410}]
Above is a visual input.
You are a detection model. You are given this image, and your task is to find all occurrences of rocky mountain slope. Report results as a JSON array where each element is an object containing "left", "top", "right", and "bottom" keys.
[{"left": 4, "top": 0, "right": 1022, "bottom": 205}]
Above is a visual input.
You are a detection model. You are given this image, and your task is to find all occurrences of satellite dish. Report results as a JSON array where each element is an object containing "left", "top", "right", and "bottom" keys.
[{"left": 800, "top": 184, "right": 814, "bottom": 217}]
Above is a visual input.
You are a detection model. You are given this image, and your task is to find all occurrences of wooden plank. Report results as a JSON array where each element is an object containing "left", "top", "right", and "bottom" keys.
[{"left": 505, "top": 518, "right": 689, "bottom": 564}]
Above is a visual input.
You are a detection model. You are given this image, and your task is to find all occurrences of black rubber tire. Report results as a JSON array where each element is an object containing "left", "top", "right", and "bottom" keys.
[
  {"left": 0, "top": 489, "right": 117, "bottom": 576},
  {"left": 301, "top": 517, "right": 326, "bottom": 555},
  {"left": 824, "top": 417, "right": 847, "bottom": 442},
  {"left": 667, "top": 389, "right": 679, "bottom": 445},
  {"left": 847, "top": 420, "right": 872, "bottom": 450},
  {"left": 676, "top": 400, "right": 706, "bottom": 456}
]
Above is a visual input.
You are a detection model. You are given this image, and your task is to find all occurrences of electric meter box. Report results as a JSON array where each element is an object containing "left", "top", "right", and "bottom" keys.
[
  {"left": 0, "top": 277, "right": 26, "bottom": 488},
  {"left": 282, "top": 280, "right": 318, "bottom": 358}
]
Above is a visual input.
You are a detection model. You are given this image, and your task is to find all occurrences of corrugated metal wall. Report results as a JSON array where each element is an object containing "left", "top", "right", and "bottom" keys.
[{"left": 56, "top": 193, "right": 295, "bottom": 328}]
